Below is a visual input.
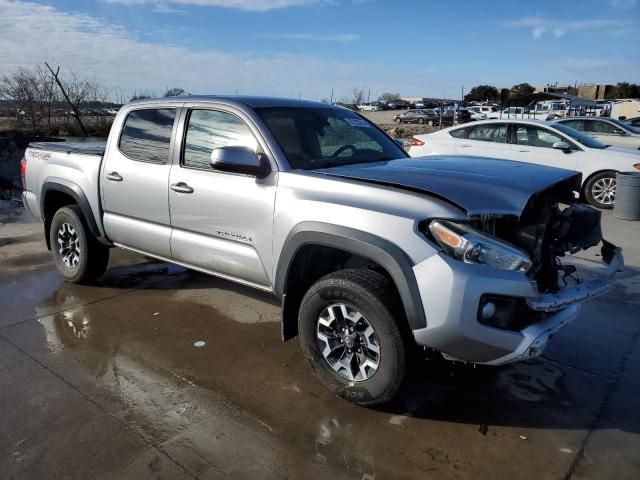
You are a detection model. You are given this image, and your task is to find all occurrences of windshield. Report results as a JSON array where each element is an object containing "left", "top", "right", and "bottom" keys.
[
  {"left": 553, "top": 123, "right": 608, "bottom": 149},
  {"left": 256, "top": 106, "right": 407, "bottom": 170}
]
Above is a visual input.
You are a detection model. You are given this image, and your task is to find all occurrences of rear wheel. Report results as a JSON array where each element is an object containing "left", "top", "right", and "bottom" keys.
[
  {"left": 298, "top": 269, "right": 407, "bottom": 406},
  {"left": 50, "top": 206, "right": 110, "bottom": 283},
  {"left": 418, "top": 118, "right": 425, "bottom": 124},
  {"left": 584, "top": 171, "right": 617, "bottom": 209}
]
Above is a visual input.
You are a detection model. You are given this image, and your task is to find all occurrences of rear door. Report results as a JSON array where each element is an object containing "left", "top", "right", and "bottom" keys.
[
  {"left": 101, "top": 107, "right": 177, "bottom": 257},
  {"left": 168, "top": 106, "right": 276, "bottom": 289},
  {"left": 453, "top": 123, "right": 512, "bottom": 159}
]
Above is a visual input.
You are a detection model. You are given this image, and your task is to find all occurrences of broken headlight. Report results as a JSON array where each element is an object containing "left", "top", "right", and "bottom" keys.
[{"left": 428, "top": 220, "right": 532, "bottom": 272}]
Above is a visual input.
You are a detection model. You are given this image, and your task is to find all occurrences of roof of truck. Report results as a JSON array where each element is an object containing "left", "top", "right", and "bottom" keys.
[{"left": 128, "top": 95, "right": 329, "bottom": 109}]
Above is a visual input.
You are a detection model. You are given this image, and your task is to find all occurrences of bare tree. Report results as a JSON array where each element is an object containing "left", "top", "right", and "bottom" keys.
[
  {"left": 164, "top": 87, "right": 187, "bottom": 97},
  {"left": 45, "top": 62, "right": 106, "bottom": 136},
  {"left": 0, "top": 66, "right": 49, "bottom": 130},
  {"left": 351, "top": 86, "right": 366, "bottom": 105}
]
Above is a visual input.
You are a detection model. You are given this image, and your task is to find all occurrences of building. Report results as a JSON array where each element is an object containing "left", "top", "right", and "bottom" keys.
[{"left": 577, "top": 84, "right": 612, "bottom": 100}]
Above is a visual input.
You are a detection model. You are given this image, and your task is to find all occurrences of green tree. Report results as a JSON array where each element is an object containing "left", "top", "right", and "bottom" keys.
[
  {"left": 464, "top": 85, "right": 499, "bottom": 102},
  {"left": 509, "top": 82, "right": 535, "bottom": 98}
]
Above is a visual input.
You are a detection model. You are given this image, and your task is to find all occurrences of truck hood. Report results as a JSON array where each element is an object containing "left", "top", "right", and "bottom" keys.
[{"left": 318, "top": 156, "right": 582, "bottom": 217}]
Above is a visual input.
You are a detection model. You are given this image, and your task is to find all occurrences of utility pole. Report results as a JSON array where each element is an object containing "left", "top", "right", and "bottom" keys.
[{"left": 330, "top": 87, "right": 334, "bottom": 104}]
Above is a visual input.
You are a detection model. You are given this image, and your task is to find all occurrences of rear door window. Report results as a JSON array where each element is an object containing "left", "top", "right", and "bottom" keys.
[
  {"left": 467, "top": 124, "right": 508, "bottom": 143},
  {"left": 560, "top": 120, "right": 585, "bottom": 131},
  {"left": 119, "top": 109, "right": 176, "bottom": 164}
]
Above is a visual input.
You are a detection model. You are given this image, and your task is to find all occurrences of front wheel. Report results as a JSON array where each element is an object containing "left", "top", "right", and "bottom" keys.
[
  {"left": 584, "top": 171, "right": 617, "bottom": 209},
  {"left": 394, "top": 117, "right": 401, "bottom": 123},
  {"left": 50, "top": 205, "right": 110, "bottom": 283},
  {"left": 298, "top": 269, "right": 407, "bottom": 406}
]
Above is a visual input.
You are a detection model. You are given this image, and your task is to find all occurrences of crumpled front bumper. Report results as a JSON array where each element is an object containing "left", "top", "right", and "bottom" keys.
[
  {"left": 411, "top": 247, "right": 624, "bottom": 366},
  {"left": 526, "top": 248, "right": 624, "bottom": 312}
]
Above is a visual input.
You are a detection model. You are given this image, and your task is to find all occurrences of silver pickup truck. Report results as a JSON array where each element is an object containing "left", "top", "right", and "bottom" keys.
[{"left": 21, "top": 96, "right": 623, "bottom": 405}]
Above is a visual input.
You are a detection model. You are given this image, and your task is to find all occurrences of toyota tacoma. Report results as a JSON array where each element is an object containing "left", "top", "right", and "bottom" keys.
[{"left": 21, "top": 97, "right": 623, "bottom": 405}]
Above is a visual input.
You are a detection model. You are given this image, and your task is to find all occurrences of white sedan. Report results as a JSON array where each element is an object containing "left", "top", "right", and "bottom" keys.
[
  {"left": 408, "top": 119, "right": 640, "bottom": 209},
  {"left": 553, "top": 117, "right": 640, "bottom": 150}
]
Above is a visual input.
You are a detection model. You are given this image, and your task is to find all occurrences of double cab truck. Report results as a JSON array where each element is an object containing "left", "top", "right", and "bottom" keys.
[{"left": 21, "top": 96, "right": 623, "bottom": 405}]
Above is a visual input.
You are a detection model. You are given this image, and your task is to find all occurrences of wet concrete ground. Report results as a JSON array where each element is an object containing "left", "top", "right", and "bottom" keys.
[{"left": 1, "top": 210, "right": 639, "bottom": 480}]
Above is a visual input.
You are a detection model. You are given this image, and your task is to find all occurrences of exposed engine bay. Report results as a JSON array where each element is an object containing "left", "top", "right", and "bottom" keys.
[{"left": 477, "top": 184, "right": 619, "bottom": 294}]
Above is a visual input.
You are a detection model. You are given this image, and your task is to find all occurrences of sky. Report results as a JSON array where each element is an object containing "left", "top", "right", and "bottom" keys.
[{"left": 0, "top": 0, "right": 638, "bottom": 101}]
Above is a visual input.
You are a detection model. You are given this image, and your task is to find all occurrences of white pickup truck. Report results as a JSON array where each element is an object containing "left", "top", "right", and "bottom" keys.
[{"left": 21, "top": 96, "right": 623, "bottom": 405}]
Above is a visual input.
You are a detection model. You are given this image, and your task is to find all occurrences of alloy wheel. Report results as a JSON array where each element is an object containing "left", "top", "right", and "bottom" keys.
[
  {"left": 592, "top": 177, "right": 616, "bottom": 206},
  {"left": 57, "top": 223, "right": 81, "bottom": 268},
  {"left": 316, "top": 303, "right": 380, "bottom": 382}
]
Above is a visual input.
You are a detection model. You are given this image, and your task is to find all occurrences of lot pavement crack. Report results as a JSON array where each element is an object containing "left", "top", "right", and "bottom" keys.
[
  {"left": 0, "top": 333, "right": 200, "bottom": 480},
  {"left": 0, "top": 288, "right": 136, "bottom": 331},
  {"left": 563, "top": 326, "right": 640, "bottom": 480},
  {"left": 541, "top": 356, "right": 616, "bottom": 381}
]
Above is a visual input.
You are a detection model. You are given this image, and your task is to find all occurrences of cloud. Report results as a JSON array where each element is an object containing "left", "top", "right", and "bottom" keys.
[
  {"left": 104, "top": 0, "right": 329, "bottom": 12},
  {"left": 263, "top": 33, "right": 360, "bottom": 42},
  {"left": 610, "top": 0, "right": 638, "bottom": 9},
  {"left": 151, "top": 3, "right": 188, "bottom": 13},
  {"left": 0, "top": 0, "right": 380, "bottom": 100},
  {"left": 505, "top": 16, "right": 631, "bottom": 39}
]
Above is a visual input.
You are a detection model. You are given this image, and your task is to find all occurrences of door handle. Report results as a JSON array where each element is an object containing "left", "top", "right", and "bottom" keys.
[
  {"left": 516, "top": 149, "right": 530, "bottom": 152},
  {"left": 106, "top": 172, "right": 123, "bottom": 182},
  {"left": 170, "top": 182, "right": 194, "bottom": 194},
  {"left": 459, "top": 144, "right": 472, "bottom": 148}
]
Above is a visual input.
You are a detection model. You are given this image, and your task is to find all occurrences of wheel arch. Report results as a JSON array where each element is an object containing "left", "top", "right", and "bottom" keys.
[
  {"left": 275, "top": 222, "right": 426, "bottom": 341},
  {"left": 41, "top": 179, "right": 104, "bottom": 250}
]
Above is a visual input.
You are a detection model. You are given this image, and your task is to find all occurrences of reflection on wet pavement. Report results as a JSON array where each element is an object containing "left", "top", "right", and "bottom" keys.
[{"left": 2, "top": 218, "right": 640, "bottom": 479}]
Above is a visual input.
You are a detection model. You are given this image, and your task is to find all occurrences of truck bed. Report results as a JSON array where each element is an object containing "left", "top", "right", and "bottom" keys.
[{"left": 29, "top": 141, "right": 107, "bottom": 156}]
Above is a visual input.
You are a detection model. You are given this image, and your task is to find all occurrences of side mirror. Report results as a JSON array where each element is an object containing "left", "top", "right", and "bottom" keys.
[
  {"left": 394, "top": 138, "right": 406, "bottom": 150},
  {"left": 614, "top": 129, "right": 628, "bottom": 136},
  {"left": 211, "top": 146, "right": 270, "bottom": 178},
  {"left": 552, "top": 141, "right": 572, "bottom": 153}
]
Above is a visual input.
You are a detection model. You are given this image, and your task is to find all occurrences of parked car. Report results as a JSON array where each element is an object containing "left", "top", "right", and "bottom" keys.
[
  {"left": 553, "top": 117, "right": 640, "bottom": 150},
  {"left": 357, "top": 103, "right": 382, "bottom": 112},
  {"left": 387, "top": 100, "right": 410, "bottom": 110},
  {"left": 394, "top": 109, "right": 438, "bottom": 125},
  {"left": 408, "top": 119, "right": 640, "bottom": 209},
  {"left": 22, "top": 97, "right": 623, "bottom": 406},
  {"left": 468, "top": 105, "right": 497, "bottom": 118},
  {"left": 622, "top": 116, "right": 640, "bottom": 128}
]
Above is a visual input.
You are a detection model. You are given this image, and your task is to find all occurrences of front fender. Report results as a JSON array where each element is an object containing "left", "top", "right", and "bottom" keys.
[{"left": 275, "top": 222, "right": 427, "bottom": 338}]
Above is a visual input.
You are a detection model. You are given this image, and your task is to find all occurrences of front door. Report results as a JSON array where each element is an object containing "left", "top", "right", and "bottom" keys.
[
  {"left": 168, "top": 107, "right": 276, "bottom": 289},
  {"left": 510, "top": 124, "right": 579, "bottom": 170},
  {"left": 101, "top": 107, "right": 177, "bottom": 257}
]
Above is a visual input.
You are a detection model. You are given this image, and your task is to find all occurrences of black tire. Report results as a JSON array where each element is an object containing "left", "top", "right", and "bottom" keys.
[
  {"left": 298, "top": 269, "right": 407, "bottom": 406},
  {"left": 50, "top": 205, "right": 110, "bottom": 283},
  {"left": 584, "top": 171, "right": 617, "bottom": 209},
  {"left": 417, "top": 118, "right": 425, "bottom": 124},
  {"left": 427, "top": 120, "right": 434, "bottom": 127},
  {"left": 394, "top": 117, "right": 401, "bottom": 124}
]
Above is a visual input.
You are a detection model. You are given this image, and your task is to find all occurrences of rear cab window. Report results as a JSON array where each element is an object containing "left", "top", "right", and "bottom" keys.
[{"left": 119, "top": 108, "right": 176, "bottom": 163}]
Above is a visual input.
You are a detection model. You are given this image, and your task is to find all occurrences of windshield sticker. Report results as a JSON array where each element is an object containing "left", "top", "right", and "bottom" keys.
[{"left": 345, "top": 118, "right": 372, "bottom": 128}]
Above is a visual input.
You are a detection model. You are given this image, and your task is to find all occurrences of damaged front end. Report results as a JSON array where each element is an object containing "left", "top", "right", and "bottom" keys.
[
  {"left": 490, "top": 187, "right": 624, "bottom": 312},
  {"left": 418, "top": 176, "right": 623, "bottom": 365}
]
